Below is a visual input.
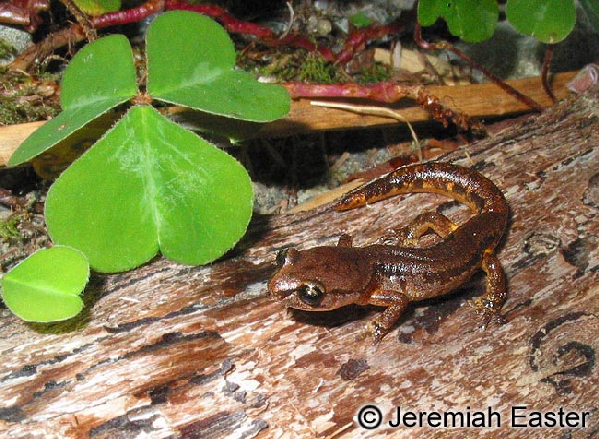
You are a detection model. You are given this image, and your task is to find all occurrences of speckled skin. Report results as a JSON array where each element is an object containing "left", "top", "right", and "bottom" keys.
[{"left": 269, "top": 162, "right": 509, "bottom": 343}]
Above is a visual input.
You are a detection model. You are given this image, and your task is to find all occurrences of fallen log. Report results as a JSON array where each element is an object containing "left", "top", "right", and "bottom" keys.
[{"left": 0, "top": 84, "right": 597, "bottom": 438}]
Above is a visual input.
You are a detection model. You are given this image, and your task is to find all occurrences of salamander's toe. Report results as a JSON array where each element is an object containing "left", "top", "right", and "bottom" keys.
[{"left": 469, "top": 297, "right": 506, "bottom": 328}]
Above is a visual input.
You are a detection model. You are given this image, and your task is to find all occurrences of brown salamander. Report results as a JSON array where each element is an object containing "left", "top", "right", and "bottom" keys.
[{"left": 268, "top": 162, "right": 509, "bottom": 343}]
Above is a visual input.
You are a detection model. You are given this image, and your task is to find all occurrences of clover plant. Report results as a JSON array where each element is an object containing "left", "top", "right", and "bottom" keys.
[
  {"left": 3, "top": 11, "right": 289, "bottom": 321},
  {"left": 418, "top": 0, "right": 577, "bottom": 43}
]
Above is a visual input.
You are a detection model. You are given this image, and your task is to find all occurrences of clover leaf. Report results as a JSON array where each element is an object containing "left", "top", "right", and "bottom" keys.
[
  {"left": 506, "top": 0, "right": 576, "bottom": 44},
  {"left": 45, "top": 106, "right": 253, "bottom": 272},
  {"left": 8, "top": 35, "right": 138, "bottom": 166},
  {"left": 147, "top": 11, "right": 289, "bottom": 122},
  {"left": 418, "top": 0, "right": 499, "bottom": 43},
  {"left": 1, "top": 246, "right": 89, "bottom": 322}
]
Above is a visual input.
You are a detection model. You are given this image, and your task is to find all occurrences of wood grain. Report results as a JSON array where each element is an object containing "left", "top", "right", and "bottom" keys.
[
  {"left": 0, "top": 85, "right": 598, "bottom": 439},
  {"left": 0, "top": 72, "right": 576, "bottom": 167}
]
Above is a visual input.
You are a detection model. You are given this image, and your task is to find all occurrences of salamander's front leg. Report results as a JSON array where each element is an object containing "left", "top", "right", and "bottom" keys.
[
  {"left": 470, "top": 250, "right": 507, "bottom": 326},
  {"left": 367, "top": 289, "right": 410, "bottom": 344},
  {"left": 376, "top": 212, "right": 459, "bottom": 246}
]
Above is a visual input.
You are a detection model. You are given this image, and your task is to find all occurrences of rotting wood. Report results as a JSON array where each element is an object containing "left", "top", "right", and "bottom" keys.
[
  {"left": 0, "top": 72, "right": 576, "bottom": 167},
  {"left": 0, "top": 86, "right": 598, "bottom": 439}
]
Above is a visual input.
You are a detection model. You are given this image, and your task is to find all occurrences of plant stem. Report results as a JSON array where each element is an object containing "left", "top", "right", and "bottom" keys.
[
  {"left": 541, "top": 45, "right": 556, "bottom": 103},
  {"left": 414, "top": 23, "right": 543, "bottom": 112}
]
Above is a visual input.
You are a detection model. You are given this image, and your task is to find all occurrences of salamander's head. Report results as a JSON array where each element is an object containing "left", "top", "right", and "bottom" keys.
[{"left": 268, "top": 247, "right": 369, "bottom": 311}]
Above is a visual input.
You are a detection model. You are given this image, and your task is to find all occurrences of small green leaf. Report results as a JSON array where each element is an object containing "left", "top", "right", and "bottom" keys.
[
  {"left": 8, "top": 35, "right": 137, "bottom": 166},
  {"left": 418, "top": 0, "right": 499, "bottom": 43},
  {"left": 146, "top": 11, "right": 290, "bottom": 123},
  {"left": 350, "top": 12, "right": 375, "bottom": 29},
  {"left": 506, "top": 0, "right": 576, "bottom": 44},
  {"left": 72, "top": 0, "right": 121, "bottom": 16},
  {"left": 1, "top": 246, "right": 89, "bottom": 322},
  {"left": 418, "top": 0, "right": 450, "bottom": 26},
  {"left": 45, "top": 106, "right": 253, "bottom": 273}
]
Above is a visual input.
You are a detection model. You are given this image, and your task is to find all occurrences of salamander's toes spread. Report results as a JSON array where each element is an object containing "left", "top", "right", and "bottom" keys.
[{"left": 469, "top": 297, "right": 506, "bottom": 328}]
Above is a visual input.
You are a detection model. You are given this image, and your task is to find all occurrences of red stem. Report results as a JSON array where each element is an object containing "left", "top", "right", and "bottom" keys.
[
  {"left": 91, "top": 0, "right": 165, "bottom": 28},
  {"left": 336, "top": 22, "right": 406, "bottom": 64},
  {"left": 541, "top": 45, "right": 555, "bottom": 103},
  {"left": 90, "top": 0, "right": 401, "bottom": 64},
  {"left": 164, "top": 0, "right": 273, "bottom": 38}
]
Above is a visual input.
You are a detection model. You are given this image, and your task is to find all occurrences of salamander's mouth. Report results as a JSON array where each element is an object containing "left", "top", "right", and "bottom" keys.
[{"left": 269, "top": 288, "right": 295, "bottom": 300}]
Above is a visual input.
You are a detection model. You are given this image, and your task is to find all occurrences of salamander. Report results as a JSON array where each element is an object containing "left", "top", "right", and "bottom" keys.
[{"left": 268, "top": 162, "right": 509, "bottom": 343}]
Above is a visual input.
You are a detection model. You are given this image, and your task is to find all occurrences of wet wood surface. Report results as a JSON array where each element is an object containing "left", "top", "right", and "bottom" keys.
[{"left": 1, "top": 86, "right": 598, "bottom": 439}]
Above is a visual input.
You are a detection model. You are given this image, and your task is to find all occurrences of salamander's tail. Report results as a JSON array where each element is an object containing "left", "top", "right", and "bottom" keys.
[{"left": 334, "top": 162, "right": 508, "bottom": 217}]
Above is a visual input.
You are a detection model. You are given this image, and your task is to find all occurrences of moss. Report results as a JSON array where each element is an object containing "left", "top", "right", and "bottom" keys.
[
  {"left": 238, "top": 47, "right": 346, "bottom": 83},
  {"left": 0, "top": 215, "right": 22, "bottom": 241},
  {"left": 0, "top": 68, "right": 60, "bottom": 125},
  {"left": 355, "top": 61, "right": 393, "bottom": 84},
  {"left": 295, "top": 52, "right": 345, "bottom": 84},
  {"left": 0, "top": 38, "right": 16, "bottom": 61}
]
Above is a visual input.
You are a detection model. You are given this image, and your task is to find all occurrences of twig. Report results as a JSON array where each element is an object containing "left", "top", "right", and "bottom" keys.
[{"left": 8, "top": 24, "right": 87, "bottom": 72}]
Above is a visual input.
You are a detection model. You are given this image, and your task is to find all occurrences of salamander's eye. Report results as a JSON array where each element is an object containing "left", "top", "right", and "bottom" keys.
[{"left": 298, "top": 282, "right": 325, "bottom": 306}]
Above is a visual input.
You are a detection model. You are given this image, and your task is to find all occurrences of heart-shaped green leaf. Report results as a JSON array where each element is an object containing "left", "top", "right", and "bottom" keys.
[
  {"left": 45, "top": 106, "right": 253, "bottom": 273},
  {"left": 506, "top": 0, "right": 576, "bottom": 44},
  {"left": 1, "top": 246, "right": 89, "bottom": 322},
  {"left": 418, "top": 0, "right": 498, "bottom": 43},
  {"left": 8, "top": 35, "right": 138, "bottom": 166},
  {"left": 146, "top": 11, "right": 290, "bottom": 123}
]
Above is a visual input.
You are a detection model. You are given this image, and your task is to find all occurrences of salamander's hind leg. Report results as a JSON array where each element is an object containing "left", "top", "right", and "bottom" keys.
[
  {"left": 376, "top": 212, "right": 459, "bottom": 246},
  {"left": 470, "top": 250, "right": 507, "bottom": 326},
  {"left": 366, "top": 289, "right": 410, "bottom": 344}
]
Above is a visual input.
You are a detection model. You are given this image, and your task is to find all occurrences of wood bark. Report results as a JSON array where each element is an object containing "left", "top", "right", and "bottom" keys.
[{"left": 0, "top": 85, "right": 598, "bottom": 439}]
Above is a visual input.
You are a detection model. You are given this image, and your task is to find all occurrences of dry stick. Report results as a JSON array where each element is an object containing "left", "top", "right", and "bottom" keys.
[
  {"left": 541, "top": 45, "right": 556, "bottom": 103},
  {"left": 413, "top": 24, "right": 544, "bottom": 112},
  {"left": 8, "top": 24, "right": 87, "bottom": 72}
]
